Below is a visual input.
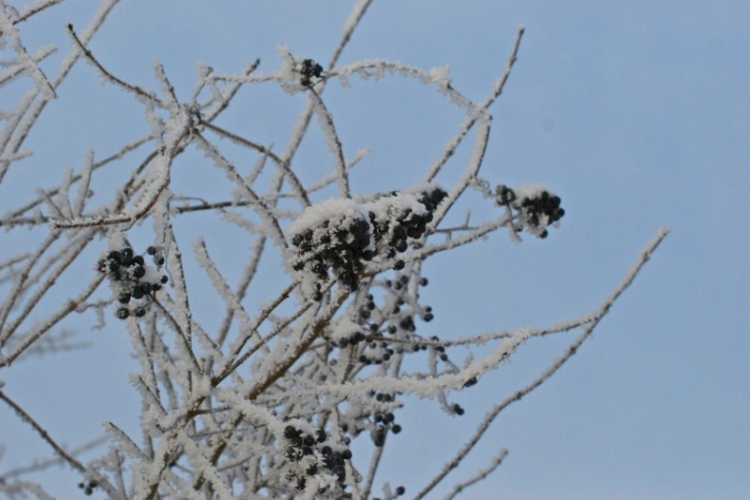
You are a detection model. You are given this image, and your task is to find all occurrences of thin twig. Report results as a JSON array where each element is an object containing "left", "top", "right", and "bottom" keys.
[
  {"left": 0, "top": 390, "right": 87, "bottom": 473},
  {"left": 67, "top": 23, "right": 161, "bottom": 105},
  {"left": 307, "top": 87, "right": 350, "bottom": 198},
  {"left": 13, "top": 0, "right": 67, "bottom": 24},
  {"left": 412, "top": 228, "right": 669, "bottom": 500},
  {"left": 0, "top": 435, "right": 109, "bottom": 480},
  {"left": 193, "top": 132, "right": 289, "bottom": 248},
  {"left": 329, "top": 0, "right": 376, "bottom": 70},
  {"left": 202, "top": 122, "right": 311, "bottom": 207},
  {"left": 426, "top": 26, "right": 524, "bottom": 182},
  {"left": 442, "top": 450, "right": 508, "bottom": 500}
]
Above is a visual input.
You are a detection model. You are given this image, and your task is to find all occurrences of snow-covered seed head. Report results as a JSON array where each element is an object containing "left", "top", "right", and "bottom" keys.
[
  {"left": 299, "top": 58, "right": 323, "bottom": 86},
  {"left": 101, "top": 246, "right": 167, "bottom": 320},
  {"left": 508, "top": 185, "right": 565, "bottom": 237}
]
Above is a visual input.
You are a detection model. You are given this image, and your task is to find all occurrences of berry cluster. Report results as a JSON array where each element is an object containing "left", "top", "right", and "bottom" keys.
[
  {"left": 371, "top": 392, "right": 401, "bottom": 446},
  {"left": 98, "top": 246, "right": 168, "bottom": 320},
  {"left": 291, "top": 213, "right": 372, "bottom": 299},
  {"left": 319, "top": 446, "right": 351, "bottom": 489},
  {"left": 367, "top": 187, "right": 446, "bottom": 270},
  {"left": 358, "top": 340, "right": 395, "bottom": 366},
  {"left": 418, "top": 186, "right": 448, "bottom": 213},
  {"left": 338, "top": 392, "right": 403, "bottom": 452},
  {"left": 77, "top": 480, "right": 98, "bottom": 496},
  {"left": 299, "top": 58, "right": 323, "bottom": 86},
  {"left": 381, "top": 274, "right": 434, "bottom": 341},
  {"left": 430, "top": 335, "right": 450, "bottom": 362},
  {"left": 342, "top": 283, "right": 435, "bottom": 366},
  {"left": 495, "top": 185, "right": 565, "bottom": 238},
  {"left": 282, "top": 425, "right": 352, "bottom": 491},
  {"left": 290, "top": 189, "right": 445, "bottom": 300}
]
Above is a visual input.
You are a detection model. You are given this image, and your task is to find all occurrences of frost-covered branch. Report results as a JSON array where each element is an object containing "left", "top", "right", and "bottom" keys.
[
  {"left": 66, "top": 23, "right": 161, "bottom": 105},
  {"left": 442, "top": 450, "right": 508, "bottom": 500},
  {"left": 413, "top": 228, "right": 669, "bottom": 500},
  {"left": 0, "top": 388, "right": 116, "bottom": 496},
  {"left": 427, "top": 26, "right": 525, "bottom": 182}
]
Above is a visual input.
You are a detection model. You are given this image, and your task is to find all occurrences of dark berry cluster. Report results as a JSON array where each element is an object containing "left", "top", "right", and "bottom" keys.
[
  {"left": 371, "top": 393, "right": 401, "bottom": 446},
  {"left": 380, "top": 275, "right": 434, "bottom": 342},
  {"left": 342, "top": 294, "right": 408, "bottom": 365},
  {"left": 495, "top": 185, "right": 516, "bottom": 205},
  {"left": 430, "top": 335, "right": 451, "bottom": 362},
  {"left": 495, "top": 185, "right": 565, "bottom": 238},
  {"left": 299, "top": 58, "right": 323, "bottom": 86},
  {"left": 77, "top": 480, "right": 97, "bottom": 496},
  {"left": 358, "top": 340, "right": 395, "bottom": 366},
  {"left": 291, "top": 214, "right": 372, "bottom": 299},
  {"left": 320, "top": 445, "right": 351, "bottom": 488},
  {"left": 368, "top": 187, "right": 446, "bottom": 270},
  {"left": 326, "top": 295, "right": 400, "bottom": 365},
  {"left": 291, "top": 189, "right": 445, "bottom": 300},
  {"left": 340, "top": 330, "right": 368, "bottom": 348},
  {"left": 98, "top": 246, "right": 168, "bottom": 320},
  {"left": 418, "top": 186, "right": 448, "bottom": 213},
  {"left": 359, "top": 293, "right": 377, "bottom": 322},
  {"left": 283, "top": 425, "right": 352, "bottom": 491},
  {"left": 284, "top": 425, "right": 327, "bottom": 462},
  {"left": 338, "top": 392, "right": 403, "bottom": 451},
  {"left": 517, "top": 190, "right": 564, "bottom": 229}
]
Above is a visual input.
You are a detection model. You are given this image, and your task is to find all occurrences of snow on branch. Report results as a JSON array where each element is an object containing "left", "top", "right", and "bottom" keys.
[{"left": 0, "top": 7, "right": 57, "bottom": 98}]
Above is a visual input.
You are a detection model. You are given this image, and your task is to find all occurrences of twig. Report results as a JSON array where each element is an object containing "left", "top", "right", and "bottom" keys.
[
  {"left": 0, "top": 0, "right": 121, "bottom": 190},
  {"left": 412, "top": 228, "right": 669, "bottom": 499},
  {"left": 329, "top": 0, "right": 376, "bottom": 70},
  {"left": 202, "top": 122, "right": 311, "bottom": 207},
  {"left": 442, "top": 450, "right": 508, "bottom": 500},
  {"left": 193, "top": 132, "right": 289, "bottom": 248},
  {"left": 362, "top": 443, "right": 386, "bottom": 499},
  {"left": 276, "top": 0, "right": 373, "bottom": 173},
  {"left": 306, "top": 87, "right": 351, "bottom": 198},
  {"left": 67, "top": 24, "right": 161, "bottom": 105},
  {"left": 0, "top": 435, "right": 109, "bottom": 480},
  {"left": 0, "top": 229, "right": 98, "bottom": 359},
  {"left": 0, "top": 389, "right": 87, "bottom": 473},
  {"left": 13, "top": 0, "right": 67, "bottom": 24},
  {"left": 426, "top": 26, "right": 524, "bottom": 182}
]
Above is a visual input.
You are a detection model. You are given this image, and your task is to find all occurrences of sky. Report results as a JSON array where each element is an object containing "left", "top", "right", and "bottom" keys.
[{"left": 1, "top": 1, "right": 749, "bottom": 499}]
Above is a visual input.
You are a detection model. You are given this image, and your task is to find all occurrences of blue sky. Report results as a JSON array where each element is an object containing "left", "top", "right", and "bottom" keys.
[{"left": 1, "top": 1, "right": 748, "bottom": 499}]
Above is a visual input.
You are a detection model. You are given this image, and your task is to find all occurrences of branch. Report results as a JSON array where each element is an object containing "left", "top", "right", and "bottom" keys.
[
  {"left": 67, "top": 23, "right": 161, "bottom": 105},
  {"left": 202, "top": 121, "right": 311, "bottom": 207},
  {"left": 426, "top": 25, "right": 524, "bottom": 182},
  {"left": 412, "top": 227, "right": 669, "bottom": 499},
  {"left": 0, "top": 389, "right": 106, "bottom": 487},
  {"left": 14, "top": 0, "right": 68, "bottom": 25},
  {"left": 442, "top": 450, "right": 508, "bottom": 500},
  {"left": 306, "top": 87, "right": 351, "bottom": 198}
]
